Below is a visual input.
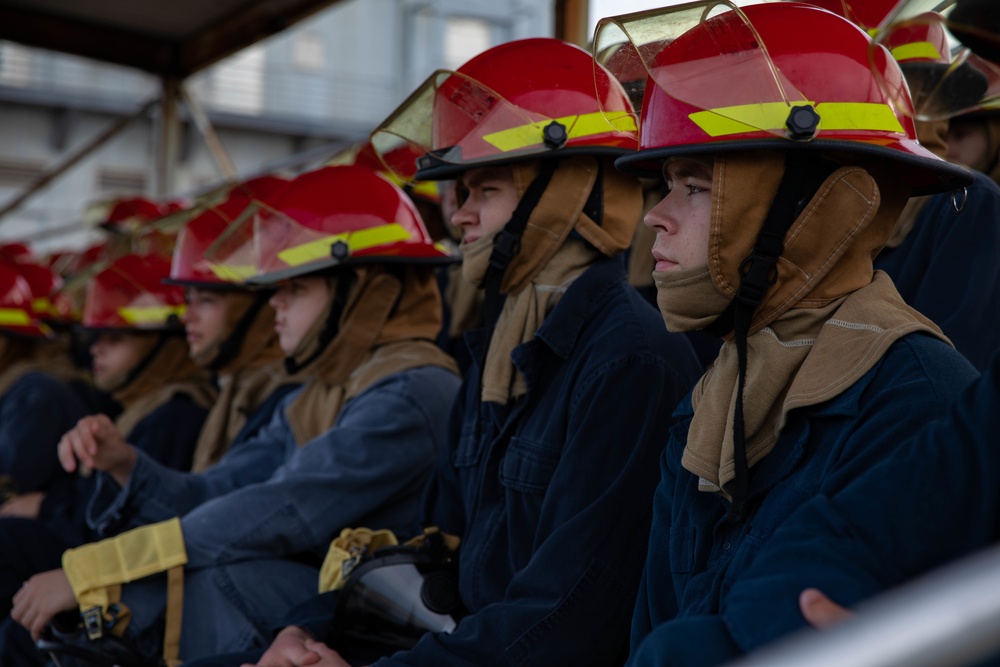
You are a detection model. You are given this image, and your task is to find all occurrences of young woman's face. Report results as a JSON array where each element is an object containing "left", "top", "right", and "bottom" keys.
[
  {"left": 182, "top": 288, "right": 229, "bottom": 360},
  {"left": 90, "top": 331, "right": 146, "bottom": 389},
  {"left": 644, "top": 158, "right": 713, "bottom": 272},
  {"left": 268, "top": 276, "right": 331, "bottom": 355}
]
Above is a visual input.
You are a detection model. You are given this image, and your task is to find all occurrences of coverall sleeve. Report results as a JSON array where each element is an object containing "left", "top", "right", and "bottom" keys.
[
  {"left": 627, "top": 342, "right": 992, "bottom": 667},
  {"left": 378, "top": 356, "right": 688, "bottom": 667},
  {"left": 0, "top": 373, "right": 88, "bottom": 494},
  {"left": 178, "top": 371, "right": 455, "bottom": 569},
  {"left": 904, "top": 174, "right": 1000, "bottom": 371},
  {"left": 86, "top": 389, "right": 300, "bottom": 537},
  {"left": 629, "top": 445, "right": 681, "bottom": 654},
  {"left": 719, "top": 351, "right": 1000, "bottom": 655}
]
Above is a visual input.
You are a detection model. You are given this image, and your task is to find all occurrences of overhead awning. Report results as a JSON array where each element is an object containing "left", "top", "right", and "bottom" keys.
[{"left": 0, "top": 0, "right": 345, "bottom": 79}]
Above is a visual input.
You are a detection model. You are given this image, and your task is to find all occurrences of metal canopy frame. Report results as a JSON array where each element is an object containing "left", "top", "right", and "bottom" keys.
[
  {"left": 0, "top": 0, "right": 344, "bottom": 79},
  {"left": 0, "top": 0, "right": 347, "bottom": 224},
  {"left": 0, "top": 0, "right": 587, "bottom": 227}
]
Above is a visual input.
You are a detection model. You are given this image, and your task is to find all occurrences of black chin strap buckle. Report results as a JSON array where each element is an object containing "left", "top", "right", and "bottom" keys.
[
  {"left": 489, "top": 229, "right": 521, "bottom": 272},
  {"left": 735, "top": 223, "right": 784, "bottom": 308},
  {"left": 736, "top": 252, "right": 780, "bottom": 307}
]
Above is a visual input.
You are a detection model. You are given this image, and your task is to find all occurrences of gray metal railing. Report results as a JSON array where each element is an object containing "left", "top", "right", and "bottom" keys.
[{"left": 723, "top": 544, "right": 1000, "bottom": 667}]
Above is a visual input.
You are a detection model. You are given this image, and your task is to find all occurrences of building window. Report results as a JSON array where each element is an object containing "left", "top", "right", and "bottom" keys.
[
  {"left": 207, "top": 45, "right": 265, "bottom": 115},
  {"left": 0, "top": 161, "right": 41, "bottom": 189},
  {"left": 292, "top": 31, "right": 325, "bottom": 71},
  {"left": 443, "top": 17, "right": 492, "bottom": 70},
  {"left": 97, "top": 169, "right": 147, "bottom": 195},
  {"left": 0, "top": 41, "right": 31, "bottom": 86}
]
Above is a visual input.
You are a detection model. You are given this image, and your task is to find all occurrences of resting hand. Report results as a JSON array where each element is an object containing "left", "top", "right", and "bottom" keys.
[
  {"left": 11, "top": 568, "right": 76, "bottom": 642},
  {"left": 0, "top": 491, "right": 45, "bottom": 519},
  {"left": 303, "top": 639, "right": 354, "bottom": 666},
  {"left": 57, "top": 414, "right": 136, "bottom": 485},
  {"left": 245, "top": 626, "right": 322, "bottom": 666},
  {"left": 799, "top": 588, "right": 855, "bottom": 630}
]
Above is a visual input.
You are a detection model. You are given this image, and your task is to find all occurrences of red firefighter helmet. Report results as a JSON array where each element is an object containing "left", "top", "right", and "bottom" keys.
[
  {"left": 799, "top": 0, "right": 900, "bottom": 31},
  {"left": 371, "top": 37, "right": 639, "bottom": 181},
  {"left": 14, "top": 261, "right": 62, "bottom": 324},
  {"left": 0, "top": 260, "right": 51, "bottom": 338},
  {"left": 0, "top": 243, "right": 34, "bottom": 263},
  {"left": 43, "top": 244, "right": 109, "bottom": 324},
  {"left": 598, "top": 1, "right": 971, "bottom": 195},
  {"left": 83, "top": 253, "right": 185, "bottom": 331},
  {"left": 233, "top": 165, "right": 453, "bottom": 285},
  {"left": 803, "top": 1, "right": 990, "bottom": 117},
  {"left": 329, "top": 142, "right": 442, "bottom": 206},
  {"left": 99, "top": 197, "right": 171, "bottom": 233},
  {"left": 872, "top": 0, "right": 1000, "bottom": 119},
  {"left": 223, "top": 175, "right": 291, "bottom": 204},
  {"left": 46, "top": 243, "right": 106, "bottom": 279},
  {"left": 168, "top": 176, "right": 291, "bottom": 288}
]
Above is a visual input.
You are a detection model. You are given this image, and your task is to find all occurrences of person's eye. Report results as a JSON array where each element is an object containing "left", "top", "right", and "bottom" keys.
[{"left": 687, "top": 180, "right": 710, "bottom": 195}]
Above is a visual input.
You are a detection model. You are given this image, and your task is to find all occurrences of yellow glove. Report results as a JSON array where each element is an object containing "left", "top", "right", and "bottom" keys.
[
  {"left": 62, "top": 517, "right": 187, "bottom": 665},
  {"left": 319, "top": 527, "right": 399, "bottom": 592}
]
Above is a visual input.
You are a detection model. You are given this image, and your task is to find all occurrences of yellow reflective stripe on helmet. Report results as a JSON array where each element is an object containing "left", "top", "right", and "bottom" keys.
[
  {"left": 409, "top": 180, "right": 441, "bottom": 201},
  {"left": 118, "top": 305, "right": 186, "bottom": 325},
  {"left": 31, "top": 297, "right": 52, "bottom": 314},
  {"left": 689, "top": 102, "right": 904, "bottom": 137},
  {"left": 890, "top": 41, "right": 943, "bottom": 63},
  {"left": 277, "top": 222, "right": 412, "bottom": 268},
  {"left": 208, "top": 264, "right": 256, "bottom": 282},
  {"left": 482, "top": 111, "right": 638, "bottom": 152},
  {"left": 0, "top": 308, "right": 32, "bottom": 326}
]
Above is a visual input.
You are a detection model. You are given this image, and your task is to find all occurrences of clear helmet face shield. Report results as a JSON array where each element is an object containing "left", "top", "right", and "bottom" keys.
[
  {"left": 204, "top": 166, "right": 455, "bottom": 287},
  {"left": 168, "top": 196, "right": 267, "bottom": 287},
  {"left": 209, "top": 200, "right": 406, "bottom": 285},
  {"left": 593, "top": 1, "right": 972, "bottom": 195},
  {"left": 872, "top": 0, "right": 1000, "bottom": 120},
  {"left": 333, "top": 551, "right": 466, "bottom": 664},
  {"left": 370, "top": 41, "right": 639, "bottom": 182},
  {"left": 83, "top": 255, "right": 186, "bottom": 331},
  {"left": 594, "top": 2, "right": 832, "bottom": 146}
]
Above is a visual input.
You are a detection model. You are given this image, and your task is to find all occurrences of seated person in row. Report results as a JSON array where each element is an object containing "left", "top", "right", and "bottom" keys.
[
  {"left": 4, "top": 165, "right": 462, "bottom": 665},
  {"left": 0, "top": 253, "right": 216, "bottom": 620},
  {"left": 586, "top": 4, "right": 986, "bottom": 665},
  {"left": 196, "top": 37, "right": 701, "bottom": 667}
]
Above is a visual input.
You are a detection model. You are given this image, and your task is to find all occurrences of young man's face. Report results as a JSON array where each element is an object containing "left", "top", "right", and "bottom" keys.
[
  {"left": 90, "top": 331, "right": 146, "bottom": 389},
  {"left": 268, "top": 276, "right": 331, "bottom": 355},
  {"left": 946, "top": 119, "right": 990, "bottom": 169},
  {"left": 182, "top": 288, "right": 228, "bottom": 360},
  {"left": 451, "top": 166, "right": 520, "bottom": 244},
  {"left": 644, "top": 158, "right": 713, "bottom": 272}
]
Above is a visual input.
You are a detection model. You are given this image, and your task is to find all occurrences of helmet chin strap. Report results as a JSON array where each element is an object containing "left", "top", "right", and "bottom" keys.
[
  {"left": 113, "top": 332, "right": 170, "bottom": 394},
  {"left": 209, "top": 291, "right": 270, "bottom": 372},
  {"left": 479, "top": 160, "right": 559, "bottom": 329},
  {"left": 707, "top": 153, "right": 837, "bottom": 521},
  {"left": 283, "top": 273, "right": 354, "bottom": 376},
  {"left": 470, "top": 159, "right": 558, "bottom": 439}
]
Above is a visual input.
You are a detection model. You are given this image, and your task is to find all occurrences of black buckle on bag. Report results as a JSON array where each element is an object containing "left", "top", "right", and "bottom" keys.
[{"left": 82, "top": 606, "right": 104, "bottom": 640}]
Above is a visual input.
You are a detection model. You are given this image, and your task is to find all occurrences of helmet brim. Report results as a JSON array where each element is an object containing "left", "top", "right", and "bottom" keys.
[
  {"left": 246, "top": 253, "right": 459, "bottom": 287},
  {"left": 415, "top": 146, "right": 634, "bottom": 181},
  {"left": 615, "top": 137, "right": 974, "bottom": 197}
]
